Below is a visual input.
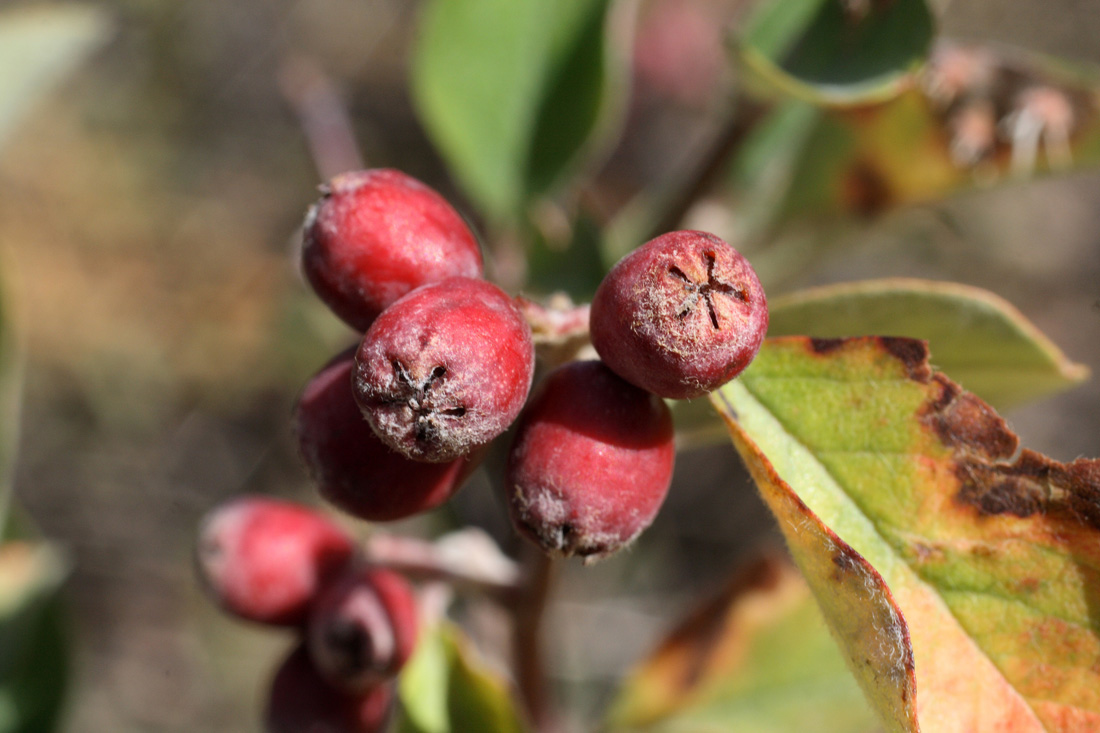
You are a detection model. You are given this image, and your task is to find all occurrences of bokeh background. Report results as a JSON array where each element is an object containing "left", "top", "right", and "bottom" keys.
[{"left": 3, "top": 0, "right": 1100, "bottom": 730}]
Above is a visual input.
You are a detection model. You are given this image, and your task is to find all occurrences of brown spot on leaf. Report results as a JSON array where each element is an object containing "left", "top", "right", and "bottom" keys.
[
  {"left": 919, "top": 369, "right": 1100, "bottom": 530},
  {"left": 810, "top": 337, "right": 846, "bottom": 354},
  {"left": 880, "top": 337, "right": 932, "bottom": 382}
]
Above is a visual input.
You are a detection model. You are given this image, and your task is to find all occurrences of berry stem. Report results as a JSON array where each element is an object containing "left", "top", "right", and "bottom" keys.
[
  {"left": 511, "top": 547, "right": 561, "bottom": 733},
  {"left": 364, "top": 531, "right": 521, "bottom": 599}
]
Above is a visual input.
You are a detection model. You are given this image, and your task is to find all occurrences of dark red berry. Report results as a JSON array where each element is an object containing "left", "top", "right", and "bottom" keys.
[
  {"left": 353, "top": 277, "right": 535, "bottom": 463},
  {"left": 307, "top": 567, "right": 418, "bottom": 691},
  {"left": 506, "top": 360, "right": 675, "bottom": 561},
  {"left": 265, "top": 645, "right": 394, "bottom": 733},
  {"left": 590, "top": 230, "right": 768, "bottom": 399},
  {"left": 302, "top": 169, "right": 483, "bottom": 332},
  {"left": 195, "top": 496, "right": 355, "bottom": 626},
  {"left": 296, "top": 348, "right": 484, "bottom": 521}
]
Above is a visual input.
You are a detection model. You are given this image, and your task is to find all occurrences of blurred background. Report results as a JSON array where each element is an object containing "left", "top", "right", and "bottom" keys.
[{"left": 2, "top": 0, "right": 1100, "bottom": 730}]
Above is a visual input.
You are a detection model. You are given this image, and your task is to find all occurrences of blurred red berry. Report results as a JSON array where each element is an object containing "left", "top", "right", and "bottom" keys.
[
  {"left": 195, "top": 496, "right": 355, "bottom": 626},
  {"left": 265, "top": 644, "right": 394, "bottom": 733},
  {"left": 307, "top": 566, "right": 419, "bottom": 691}
]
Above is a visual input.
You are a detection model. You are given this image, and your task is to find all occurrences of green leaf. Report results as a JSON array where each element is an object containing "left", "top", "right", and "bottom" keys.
[
  {"left": 397, "top": 622, "right": 528, "bottom": 733},
  {"left": 0, "top": 541, "right": 70, "bottom": 733},
  {"left": 411, "top": 0, "right": 618, "bottom": 222},
  {"left": 768, "top": 279, "right": 1089, "bottom": 409},
  {"left": 713, "top": 336, "right": 1100, "bottom": 731},
  {"left": 738, "top": 0, "right": 934, "bottom": 106},
  {"left": 0, "top": 5, "right": 110, "bottom": 149},
  {"left": 606, "top": 557, "right": 877, "bottom": 733}
]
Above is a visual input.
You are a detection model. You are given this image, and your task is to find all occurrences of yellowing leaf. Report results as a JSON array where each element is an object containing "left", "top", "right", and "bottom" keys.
[
  {"left": 607, "top": 556, "right": 877, "bottom": 733},
  {"left": 713, "top": 337, "right": 1100, "bottom": 732},
  {"left": 769, "top": 279, "right": 1089, "bottom": 409}
]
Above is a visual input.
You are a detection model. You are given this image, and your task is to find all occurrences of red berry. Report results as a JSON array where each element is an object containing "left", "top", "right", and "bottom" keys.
[
  {"left": 195, "top": 497, "right": 355, "bottom": 626},
  {"left": 506, "top": 360, "right": 675, "bottom": 561},
  {"left": 354, "top": 277, "right": 535, "bottom": 463},
  {"left": 307, "top": 567, "right": 418, "bottom": 691},
  {"left": 590, "top": 230, "right": 768, "bottom": 399},
  {"left": 265, "top": 645, "right": 394, "bottom": 733},
  {"left": 302, "top": 169, "right": 483, "bottom": 332},
  {"left": 296, "top": 348, "right": 484, "bottom": 521}
]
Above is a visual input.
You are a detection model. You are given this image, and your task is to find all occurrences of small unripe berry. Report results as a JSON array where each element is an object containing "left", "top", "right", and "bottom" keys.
[
  {"left": 195, "top": 496, "right": 355, "bottom": 626},
  {"left": 296, "top": 349, "right": 484, "bottom": 521},
  {"left": 265, "top": 645, "right": 394, "bottom": 733},
  {"left": 354, "top": 277, "right": 535, "bottom": 463},
  {"left": 590, "top": 230, "right": 768, "bottom": 399},
  {"left": 307, "top": 567, "right": 418, "bottom": 691},
  {"left": 302, "top": 169, "right": 483, "bottom": 332},
  {"left": 506, "top": 360, "right": 675, "bottom": 561}
]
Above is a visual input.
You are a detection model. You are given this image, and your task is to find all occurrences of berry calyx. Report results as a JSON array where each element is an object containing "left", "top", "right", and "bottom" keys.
[
  {"left": 506, "top": 360, "right": 676, "bottom": 561},
  {"left": 354, "top": 277, "right": 535, "bottom": 463},
  {"left": 295, "top": 348, "right": 484, "bottom": 521},
  {"left": 307, "top": 566, "right": 419, "bottom": 691},
  {"left": 590, "top": 230, "right": 768, "bottom": 399},
  {"left": 302, "top": 169, "right": 483, "bottom": 332},
  {"left": 195, "top": 496, "right": 355, "bottom": 626},
  {"left": 265, "top": 645, "right": 394, "bottom": 733}
]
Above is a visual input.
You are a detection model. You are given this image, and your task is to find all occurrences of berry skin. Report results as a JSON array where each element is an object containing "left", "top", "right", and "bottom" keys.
[
  {"left": 302, "top": 169, "right": 483, "bottom": 332},
  {"left": 590, "top": 230, "right": 768, "bottom": 399},
  {"left": 195, "top": 496, "right": 355, "bottom": 626},
  {"left": 506, "top": 360, "right": 675, "bottom": 561},
  {"left": 307, "top": 566, "right": 419, "bottom": 691},
  {"left": 354, "top": 277, "right": 535, "bottom": 463},
  {"left": 296, "top": 348, "right": 484, "bottom": 521},
  {"left": 265, "top": 645, "right": 394, "bottom": 733}
]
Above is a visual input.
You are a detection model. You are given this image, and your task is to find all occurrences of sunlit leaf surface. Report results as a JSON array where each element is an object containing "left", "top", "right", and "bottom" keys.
[
  {"left": 769, "top": 279, "right": 1089, "bottom": 409},
  {"left": 714, "top": 336, "right": 1100, "bottom": 731}
]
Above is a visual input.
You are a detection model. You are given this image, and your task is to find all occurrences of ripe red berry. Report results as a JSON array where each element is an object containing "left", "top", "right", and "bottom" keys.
[
  {"left": 307, "top": 566, "right": 419, "bottom": 691},
  {"left": 296, "top": 348, "right": 484, "bottom": 521},
  {"left": 302, "top": 169, "right": 483, "bottom": 332},
  {"left": 506, "top": 360, "right": 675, "bottom": 561},
  {"left": 265, "top": 645, "right": 394, "bottom": 733},
  {"left": 354, "top": 277, "right": 535, "bottom": 463},
  {"left": 590, "top": 230, "right": 768, "bottom": 399},
  {"left": 195, "top": 496, "right": 355, "bottom": 626}
]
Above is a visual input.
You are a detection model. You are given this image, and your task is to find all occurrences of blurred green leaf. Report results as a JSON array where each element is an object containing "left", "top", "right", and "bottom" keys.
[
  {"left": 0, "top": 539, "right": 69, "bottom": 733},
  {"left": 606, "top": 557, "right": 877, "bottom": 733},
  {"left": 397, "top": 622, "right": 528, "bottom": 733},
  {"left": 526, "top": 209, "right": 608, "bottom": 299},
  {"left": 738, "top": 0, "right": 934, "bottom": 105},
  {"left": 0, "top": 5, "right": 110, "bottom": 149},
  {"left": 411, "top": 0, "right": 618, "bottom": 221},
  {"left": 768, "top": 278, "right": 1089, "bottom": 409},
  {"left": 728, "top": 42, "right": 1100, "bottom": 232}
]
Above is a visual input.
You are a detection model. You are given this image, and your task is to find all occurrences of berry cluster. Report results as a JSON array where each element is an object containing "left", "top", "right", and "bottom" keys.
[
  {"left": 195, "top": 497, "right": 416, "bottom": 732},
  {"left": 194, "top": 169, "right": 767, "bottom": 729}
]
